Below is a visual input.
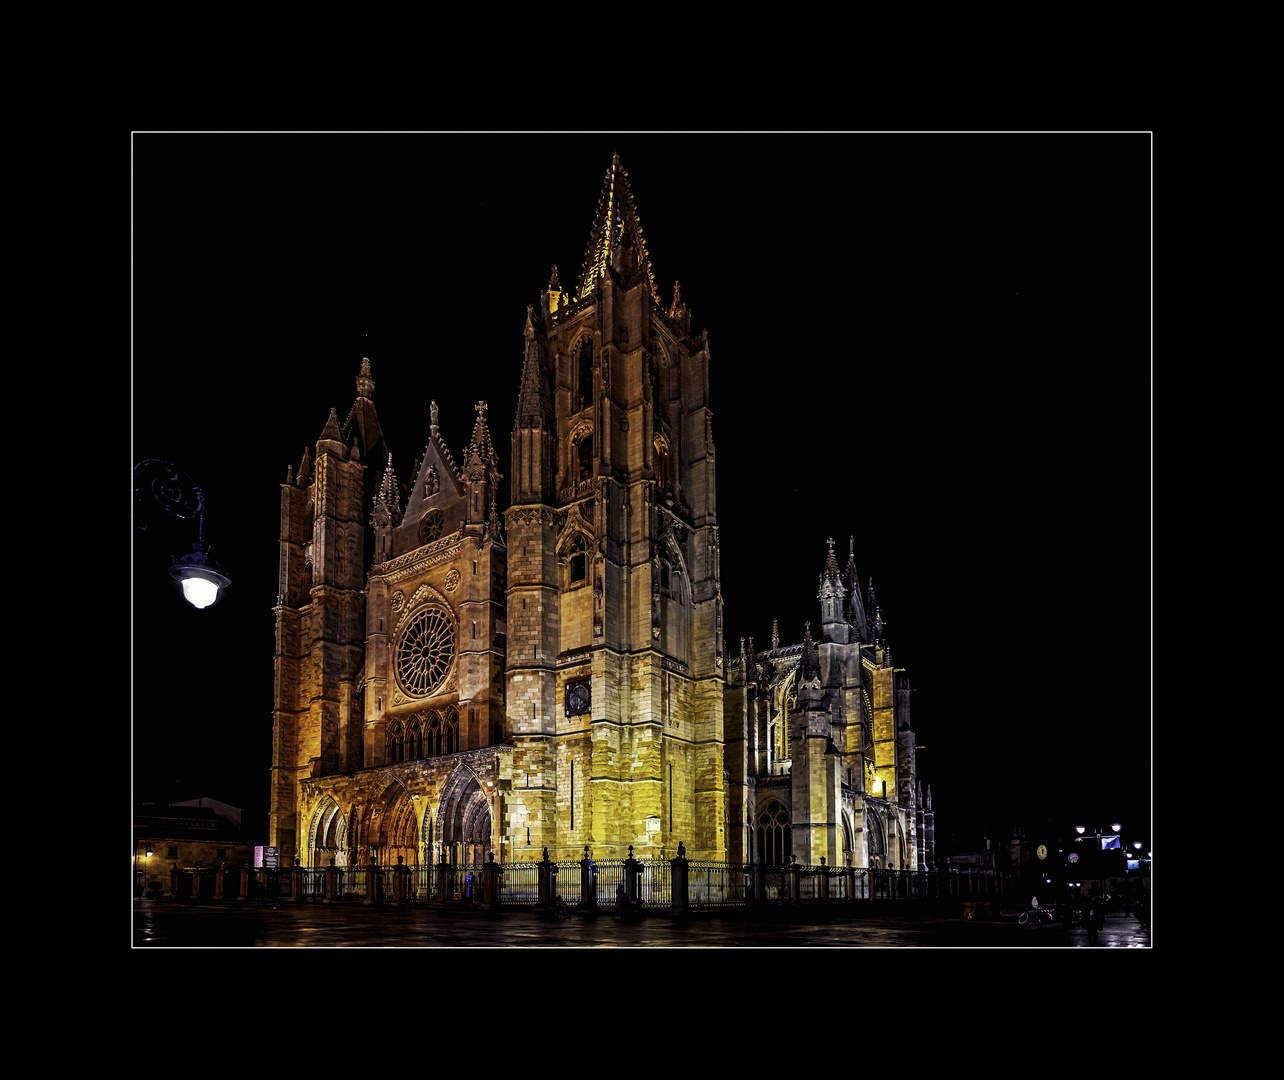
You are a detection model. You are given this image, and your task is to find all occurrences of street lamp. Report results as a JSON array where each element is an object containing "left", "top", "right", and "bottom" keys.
[
  {"left": 134, "top": 460, "right": 231, "bottom": 608},
  {"left": 1074, "top": 822, "right": 1124, "bottom": 900}
]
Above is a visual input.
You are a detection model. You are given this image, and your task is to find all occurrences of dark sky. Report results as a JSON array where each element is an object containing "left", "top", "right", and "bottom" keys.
[{"left": 132, "top": 132, "right": 1151, "bottom": 851}]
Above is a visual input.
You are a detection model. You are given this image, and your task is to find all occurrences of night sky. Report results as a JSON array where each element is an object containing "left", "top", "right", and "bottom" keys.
[{"left": 132, "top": 133, "right": 1151, "bottom": 852}]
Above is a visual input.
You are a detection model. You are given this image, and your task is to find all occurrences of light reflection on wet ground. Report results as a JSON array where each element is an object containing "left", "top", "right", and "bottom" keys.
[{"left": 134, "top": 902, "right": 1151, "bottom": 948}]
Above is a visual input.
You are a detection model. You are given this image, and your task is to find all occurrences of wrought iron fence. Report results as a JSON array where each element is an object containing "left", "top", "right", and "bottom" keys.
[
  {"left": 687, "top": 861, "right": 752, "bottom": 910},
  {"left": 162, "top": 858, "right": 1010, "bottom": 910}
]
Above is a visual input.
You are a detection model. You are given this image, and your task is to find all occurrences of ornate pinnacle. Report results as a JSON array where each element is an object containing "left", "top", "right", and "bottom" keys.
[{"left": 356, "top": 356, "right": 375, "bottom": 399}]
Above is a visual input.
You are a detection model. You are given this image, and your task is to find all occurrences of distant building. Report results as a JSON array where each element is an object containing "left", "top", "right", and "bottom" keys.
[
  {"left": 134, "top": 799, "right": 253, "bottom": 890},
  {"left": 268, "top": 155, "right": 935, "bottom": 872}
]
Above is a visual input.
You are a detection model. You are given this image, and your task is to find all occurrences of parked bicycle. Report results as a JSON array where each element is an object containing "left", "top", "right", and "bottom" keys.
[{"left": 1018, "top": 898, "right": 1055, "bottom": 925}]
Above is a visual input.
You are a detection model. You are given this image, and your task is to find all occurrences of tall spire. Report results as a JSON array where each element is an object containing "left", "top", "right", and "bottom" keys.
[
  {"left": 846, "top": 535, "right": 868, "bottom": 641},
  {"left": 575, "top": 153, "right": 660, "bottom": 305},
  {"left": 515, "top": 305, "right": 554, "bottom": 429},
  {"left": 466, "top": 400, "right": 499, "bottom": 473},
  {"left": 342, "top": 357, "right": 388, "bottom": 465},
  {"left": 819, "top": 537, "right": 847, "bottom": 643},
  {"left": 374, "top": 454, "right": 402, "bottom": 524}
]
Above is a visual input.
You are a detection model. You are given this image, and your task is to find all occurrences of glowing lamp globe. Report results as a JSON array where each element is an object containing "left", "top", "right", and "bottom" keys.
[{"left": 169, "top": 546, "right": 231, "bottom": 609}]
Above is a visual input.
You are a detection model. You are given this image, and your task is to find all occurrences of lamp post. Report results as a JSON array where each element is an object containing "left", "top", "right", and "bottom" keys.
[
  {"left": 136, "top": 839, "right": 154, "bottom": 895},
  {"left": 1074, "top": 822, "right": 1122, "bottom": 902},
  {"left": 134, "top": 460, "right": 231, "bottom": 608}
]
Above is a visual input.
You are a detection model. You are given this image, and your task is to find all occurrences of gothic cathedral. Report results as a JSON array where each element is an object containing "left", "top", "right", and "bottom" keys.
[{"left": 269, "top": 154, "right": 932, "bottom": 872}]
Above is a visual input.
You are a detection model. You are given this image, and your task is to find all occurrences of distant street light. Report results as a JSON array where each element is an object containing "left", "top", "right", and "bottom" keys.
[{"left": 134, "top": 459, "right": 231, "bottom": 608}]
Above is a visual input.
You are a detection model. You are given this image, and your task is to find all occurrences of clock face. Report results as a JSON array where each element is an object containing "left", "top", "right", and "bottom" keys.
[
  {"left": 1037, "top": 844, "right": 1048, "bottom": 861},
  {"left": 1068, "top": 852, "right": 1079, "bottom": 864},
  {"left": 566, "top": 680, "right": 591, "bottom": 716}
]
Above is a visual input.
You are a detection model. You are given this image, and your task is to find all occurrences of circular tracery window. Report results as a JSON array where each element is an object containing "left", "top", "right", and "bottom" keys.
[
  {"left": 419, "top": 508, "right": 444, "bottom": 545},
  {"left": 395, "top": 605, "right": 455, "bottom": 697}
]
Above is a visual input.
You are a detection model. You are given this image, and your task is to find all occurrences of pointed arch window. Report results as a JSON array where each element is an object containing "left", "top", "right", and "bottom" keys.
[
  {"left": 757, "top": 800, "right": 790, "bottom": 866},
  {"left": 576, "top": 431, "right": 593, "bottom": 481},
  {"left": 387, "top": 720, "right": 406, "bottom": 764},
  {"left": 567, "top": 535, "right": 589, "bottom": 587},
  {"left": 653, "top": 433, "right": 669, "bottom": 489},
  {"left": 409, "top": 717, "right": 423, "bottom": 759},
  {"left": 576, "top": 339, "right": 593, "bottom": 411}
]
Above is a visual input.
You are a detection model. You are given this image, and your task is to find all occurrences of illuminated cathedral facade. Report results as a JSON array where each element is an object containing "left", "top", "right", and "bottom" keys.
[{"left": 268, "top": 155, "right": 934, "bottom": 872}]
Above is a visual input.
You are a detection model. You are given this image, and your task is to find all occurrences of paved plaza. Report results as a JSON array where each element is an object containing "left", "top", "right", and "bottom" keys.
[{"left": 133, "top": 901, "right": 1151, "bottom": 948}]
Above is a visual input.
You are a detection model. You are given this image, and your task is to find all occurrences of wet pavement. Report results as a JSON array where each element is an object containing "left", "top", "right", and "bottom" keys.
[{"left": 133, "top": 901, "right": 1151, "bottom": 948}]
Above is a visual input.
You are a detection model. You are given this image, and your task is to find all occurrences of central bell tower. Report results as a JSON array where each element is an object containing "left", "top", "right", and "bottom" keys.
[{"left": 505, "top": 154, "right": 726, "bottom": 860}]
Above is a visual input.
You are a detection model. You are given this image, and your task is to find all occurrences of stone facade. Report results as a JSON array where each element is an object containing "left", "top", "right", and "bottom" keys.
[{"left": 268, "top": 155, "right": 932, "bottom": 872}]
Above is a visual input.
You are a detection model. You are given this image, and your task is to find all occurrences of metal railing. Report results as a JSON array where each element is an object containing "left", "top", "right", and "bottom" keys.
[{"left": 161, "top": 859, "right": 1014, "bottom": 910}]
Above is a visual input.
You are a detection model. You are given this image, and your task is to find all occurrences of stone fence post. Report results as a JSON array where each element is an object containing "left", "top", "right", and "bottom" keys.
[
  {"left": 325, "top": 860, "right": 337, "bottom": 903},
  {"left": 670, "top": 841, "right": 690, "bottom": 915},
  {"left": 580, "top": 847, "right": 596, "bottom": 911},
  {"left": 788, "top": 855, "right": 800, "bottom": 904},
  {"left": 817, "top": 857, "right": 830, "bottom": 903},
  {"left": 394, "top": 855, "right": 407, "bottom": 903},
  {"left": 291, "top": 858, "right": 303, "bottom": 903},
  {"left": 485, "top": 852, "right": 503, "bottom": 909},
  {"left": 364, "top": 856, "right": 379, "bottom": 905},
  {"left": 624, "top": 846, "right": 641, "bottom": 905},
  {"left": 537, "top": 848, "right": 555, "bottom": 910},
  {"left": 843, "top": 862, "right": 856, "bottom": 903},
  {"left": 440, "top": 853, "right": 455, "bottom": 905}
]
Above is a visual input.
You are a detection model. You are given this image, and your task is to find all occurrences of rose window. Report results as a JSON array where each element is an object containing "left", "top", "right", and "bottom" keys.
[{"left": 395, "top": 605, "right": 455, "bottom": 697}]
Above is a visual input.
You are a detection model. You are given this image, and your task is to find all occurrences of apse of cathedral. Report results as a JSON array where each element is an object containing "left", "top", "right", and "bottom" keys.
[{"left": 269, "top": 154, "right": 934, "bottom": 873}]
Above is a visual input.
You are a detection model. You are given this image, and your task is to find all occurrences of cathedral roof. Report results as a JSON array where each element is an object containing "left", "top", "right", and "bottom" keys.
[{"left": 575, "top": 153, "right": 661, "bottom": 305}]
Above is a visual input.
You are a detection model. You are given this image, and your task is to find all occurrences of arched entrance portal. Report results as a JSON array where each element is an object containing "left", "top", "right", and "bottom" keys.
[
  {"left": 370, "top": 781, "right": 421, "bottom": 866},
  {"left": 308, "top": 796, "right": 348, "bottom": 867},
  {"left": 866, "top": 805, "right": 886, "bottom": 868},
  {"left": 438, "top": 765, "right": 493, "bottom": 865}
]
